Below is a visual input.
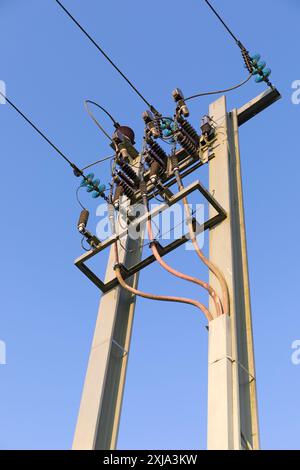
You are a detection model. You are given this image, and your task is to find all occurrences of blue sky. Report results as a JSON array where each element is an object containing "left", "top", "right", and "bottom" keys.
[{"left": 0, "top": 0, "right": 299, "bottom": 450}]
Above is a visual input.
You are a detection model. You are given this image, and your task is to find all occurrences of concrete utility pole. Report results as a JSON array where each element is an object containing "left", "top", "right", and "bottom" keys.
[
  {"left": 207, "top": 90, "right": 280, "bottom": 450},
  {"left": 73, "top": 88, "right": 280, "bottom": 450},
  {"left": 72, "top": 213, "right": 144, "bottom": 450}
]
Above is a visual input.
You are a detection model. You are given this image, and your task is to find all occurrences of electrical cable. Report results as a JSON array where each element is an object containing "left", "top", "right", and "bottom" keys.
[
  {"left": 117, "top": 214, "right": 160, "bottom": 255},
  {"left": 81, "top": 236, "right": 90, "bottom": 252},
  {"left": 84, "top": 100, "right": 118, "bottom": 126},
  {"left": 158, "top": 206, "right": 199, "bottom": 240},
  {"left": 84, "top": 100, "right": 115, "bottom": 142},
  {"left": 76, "top": 186, "right": 86, "bottom": 210},
  {"left": 114, "top": 262, "right": 211, "bottom": 321},
  {"left": 0, "top": 89, "right": 112, "bottom": 201},
  {"left": 81, "top": 154, "right": 116, "bottom": 171},
  {"left": 142, "top": 192, "right": 217, "bottom": 319},
  {"left": 55, "top": 0, "right": 159, "bottom": 114},
  {"left": 114, "top": 242, "right": 211, "bottom": 321},
  {"left": 203, "top": 0, "right": 241, "bottom": 46},
  {"left": 203, "top": 0, "right": 275, "bottom": 88},
  {"left": 117, "top": 142, "right": 217, "bottom": 318},
  {"left": 114, "top": 264, "right": 212, "bottom": 322},
  {"left": 150, "top": 190, "right": 165, "bottom": 204},
  {"left": 184, "top": 74, "right": 252, "bottom": 102},
  {"left": 108, "top": 202, "right": 211, "bottom": 321},
  {"left": 170, "top": 130, "right": 227, "bottom": 316},
  {"left": 174, "top": 168, "right": 228, "bottom": 316},
  {"left": 0, "top": 89, "right": 82, "bottom": 175}
]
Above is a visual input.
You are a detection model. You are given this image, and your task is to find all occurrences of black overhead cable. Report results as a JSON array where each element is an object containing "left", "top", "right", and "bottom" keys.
[
  {"left": 203, "top": 0, "right": 241, "bottom": 46},
  {"left": 55, "top": 0, "right": 159, "bottom": 115},
  {"left": 0, "top": 90, "right": 110, "bottom": 200},
  {"left": 0, "top": 90, "right": 81, "bottom": 173},
  {"left": 203, "top": 1, "right": 258, "bottom": 78}
]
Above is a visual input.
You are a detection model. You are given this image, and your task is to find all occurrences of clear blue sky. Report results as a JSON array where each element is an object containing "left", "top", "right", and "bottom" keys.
[{"left": 0, "top": 0, "right": 299, "bottom": 450}]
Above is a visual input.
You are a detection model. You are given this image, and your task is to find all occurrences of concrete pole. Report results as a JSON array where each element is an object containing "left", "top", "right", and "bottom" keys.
[
  {"left": 72, "top": 207, "right": 143, "bottom": 450},
  {"left": 207, "top": 96, "right": 260, "bottom": 450},
  {"left": 207, "top": 315, "right": 235, "bottom": 449},
  {"left": 73, "top": 88, "right": 280, "bottom": 450}
]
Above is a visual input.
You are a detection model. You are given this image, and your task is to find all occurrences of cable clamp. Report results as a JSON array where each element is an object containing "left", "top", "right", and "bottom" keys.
[
  {"left": 185, "top": 216, "right": 194, "bottom": 225},
  {"left": 73, "top": 165, "right": 83, "bottom": 177},
  {"left": 112, "top": 339, "right": 128, "bottom": 357},
  {"left": 225, "top": 356, "right": 256, "bottom": 383}
]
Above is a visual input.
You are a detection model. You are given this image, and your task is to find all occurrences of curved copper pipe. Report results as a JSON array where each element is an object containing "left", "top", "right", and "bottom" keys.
[
  {"left": 145, "top": 210, "right": 221, "bottom": 318},
  {"left": 113, "top": 238, "right": 212, "bottom": 322},
  {"left": 175, "top": 171, "right": 229, "bottom": 316}
]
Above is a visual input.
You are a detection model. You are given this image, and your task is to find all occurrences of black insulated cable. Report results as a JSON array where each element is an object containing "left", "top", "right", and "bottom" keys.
[
  {"left": 203, "top": 0, "right": 257, "bottom": 77},
  {"left": 203, "top": 0, "right": 241, "bottom": 46},
  {"left": 0, "top": 89, "right": 110, "bottom": 202},
  {"left": 84, "top": 100, "right": 115, "bottom": 142},
  {"left": 0, "top": 89, "right": 82, "bottom": 176},
  {"left": 84, "top": 100, "right": 119, "bottom": 126},
  {"left": 184, "top": 74, "right": 252, "bottom": 102},
  {"left": 55, "top": 0, "right": 159, "bottom": 115}
]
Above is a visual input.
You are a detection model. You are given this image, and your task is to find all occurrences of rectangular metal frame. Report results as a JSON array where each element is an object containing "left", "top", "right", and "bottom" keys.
[{"left": 75, "top": 179, "right": 226, "bottom": 293}]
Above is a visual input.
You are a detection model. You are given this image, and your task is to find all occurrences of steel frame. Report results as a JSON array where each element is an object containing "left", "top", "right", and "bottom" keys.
[{"left": 75, "top": 179, "right": 227, "bottom": 293}]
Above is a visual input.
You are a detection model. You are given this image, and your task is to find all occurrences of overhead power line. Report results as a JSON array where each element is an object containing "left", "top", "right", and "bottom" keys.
[
  {"left": 54, "top": 0, "right": 159, "bottom": 115},
  {"left": 203, "top": 0, "right": 241, "bottom": 46},
  {"left": 0, "top": 89, "right": 81, "bottom": 174},
  {"left": 203, "top": 0, "right": 273, "bottom": 87},
  {"left": 0, "top": 90, "right": 110, "bottom": 201}
]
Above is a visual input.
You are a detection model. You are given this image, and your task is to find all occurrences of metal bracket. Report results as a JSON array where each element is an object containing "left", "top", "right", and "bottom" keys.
[
  {"left": 112, "top": 339, "right": 128, "bottom": 358},
  {"left": 237, "top": 87, "right": 281, "bottom": 126}
]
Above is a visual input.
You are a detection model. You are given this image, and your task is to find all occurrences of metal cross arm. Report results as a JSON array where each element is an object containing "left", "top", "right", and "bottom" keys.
[
  {"left": 237, "top": 87, "right": 281, "bottom": 126},
  {"left": 74, "top": 179, "right": 227, "bottom": 293}
]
